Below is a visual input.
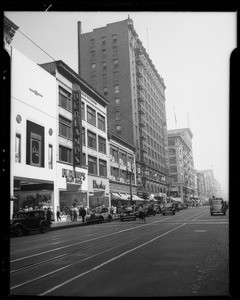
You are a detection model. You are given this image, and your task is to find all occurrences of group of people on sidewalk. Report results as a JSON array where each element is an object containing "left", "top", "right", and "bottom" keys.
[{"left": 56, "top": 204, "right": 87, "bottom": 223}]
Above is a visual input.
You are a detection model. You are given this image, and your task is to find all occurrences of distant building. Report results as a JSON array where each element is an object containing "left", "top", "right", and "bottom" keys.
[
  {"left": 78, "top": 17, "right": 169, "bottom": 200},
  {"left": 196, "top": 169, "right": 220, "bottom": 199},
  {"left": 167, "top": 128, "right": 196, "bottom": 202}
]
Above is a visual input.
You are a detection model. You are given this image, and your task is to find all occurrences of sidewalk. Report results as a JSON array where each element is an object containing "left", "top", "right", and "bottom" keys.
[{"left": 51, "top": 215, "right": 120, "bottom": 230}]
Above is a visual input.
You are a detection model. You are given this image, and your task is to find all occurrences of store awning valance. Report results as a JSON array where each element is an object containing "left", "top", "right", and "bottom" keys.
[
  {"left": 111, "top": 193, "right": 122, "bottom": 200},
  {"left": 132, "top": 195, "right": 145, "bottom": 201},
  {"left": 170, "top": 197, "right": 182, "bottom": 202},
  {"left": 119, "top": 193, "right": 129, "bottom": 200}
]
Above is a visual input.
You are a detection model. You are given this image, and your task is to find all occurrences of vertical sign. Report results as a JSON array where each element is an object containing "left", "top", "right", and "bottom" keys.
[{"left": 72, "top": 84, "right": 82, "bottom": 167}]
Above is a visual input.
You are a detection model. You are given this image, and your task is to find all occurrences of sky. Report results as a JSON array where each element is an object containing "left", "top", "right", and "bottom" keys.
[{"left": 5, "top": 11, "right": 236, "bottom": 198}]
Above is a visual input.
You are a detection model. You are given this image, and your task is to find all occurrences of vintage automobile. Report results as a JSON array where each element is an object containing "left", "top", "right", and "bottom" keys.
[
  {"left": 86, "top": 206, "right": 112, "bottom": 224},
  {"left": 10, "top": 210, "right": 48, "bottom": 237},
  {"left": 120, "top": 206, "right": 136, "bottom": 221},
  {"left": 145, "top": 205, "right": 157, "bottom": 216},
  {"left": 162, "top": 203, "right": 175, "bottom": 215},
  {"left": 210, "top": 198, "right": 227, "bottom": 215}
]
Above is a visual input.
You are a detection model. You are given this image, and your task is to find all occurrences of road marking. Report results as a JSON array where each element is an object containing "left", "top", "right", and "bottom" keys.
[
  {"left": 10, "top": 217, "right": 172, "bottom": 263},
  {"left": 194, "top": 230, "right": 207, "bottom": 232},
  {"left": 192, "top": 211, "right": 209, "bottom": 221},
  {"left": 40, "top": 223, "right": 186, "bottom": 296}
]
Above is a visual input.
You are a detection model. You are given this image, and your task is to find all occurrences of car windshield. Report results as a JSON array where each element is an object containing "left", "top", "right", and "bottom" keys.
[{"left": 212, "top": 200, "right": 222, "bottom": 205}]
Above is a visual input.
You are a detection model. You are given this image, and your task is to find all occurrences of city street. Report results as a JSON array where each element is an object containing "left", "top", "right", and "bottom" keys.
[{"left": 9, "top": 206, "right": 229, "bottom": 297}]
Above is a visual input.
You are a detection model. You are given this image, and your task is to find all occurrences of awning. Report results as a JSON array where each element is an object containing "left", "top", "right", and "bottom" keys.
[
  {"left": 119, "top": 193, "right": 129, "bottom": 200},
  {"left": 10, "top": 196, "right": 18, "bottom": 201},
  {"left": 170, "top": 197, "right": 182, "bottom": 202},
  {"left": 132, "top": 195, "right": 145, "bottom": 201},
  {"left": 111, "top": 192, "right": 122, "bottom": 200}
]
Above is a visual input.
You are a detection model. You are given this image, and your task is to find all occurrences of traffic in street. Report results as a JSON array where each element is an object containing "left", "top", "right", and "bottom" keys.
[{"left": 9, "top": 206, "right": 229, "bottom": 297}]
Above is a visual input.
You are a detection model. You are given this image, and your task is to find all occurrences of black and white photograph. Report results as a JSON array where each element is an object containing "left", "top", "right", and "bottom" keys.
[{"left": 3, "top": 4, "right": 237, "bottom": 298}]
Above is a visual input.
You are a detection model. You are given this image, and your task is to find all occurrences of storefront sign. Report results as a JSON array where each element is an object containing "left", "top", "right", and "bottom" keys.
[
  {"left": 62, "top": 168, "right": 85, "bottom": 185},
  {"left": 73, "top": 88, "right": 82, "bottom": 167},
  {"left": 93, "top": 180, "right": 106, "bottom": 190}
]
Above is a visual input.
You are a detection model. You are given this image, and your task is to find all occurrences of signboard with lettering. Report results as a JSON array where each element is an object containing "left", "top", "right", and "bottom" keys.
[
  {"left": 73, "top": 87, "right": 82, "bottom": 167},
  {"left": 62, "top": 168, "right": 85, "bottom": 185},
  {"left": 93, "top": 180, "right": 106, "bottom": 190}
]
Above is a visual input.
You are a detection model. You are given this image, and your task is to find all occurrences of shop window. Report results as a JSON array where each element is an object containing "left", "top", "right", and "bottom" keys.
[
  {"left": 59, "top": 86, "right": 72, "bottom": 112},
  {"left": 97, "top": 113, "right": 106, "bottom": 131},
  {"left": 48, "top": 144, "right": 53, "bottom": 169},
  {"left": 87, "top": 105, "right": 96, "bottom": 126},
  {"left": 99, "top": 159, "right": 107, "bottom": 177},
  {"left": 59, "top": 145, "right": 73, "bottom": 163},
  {"left": 87, "top": 130, "right": 97, "bottom": 149},
  {"left": 15, "top": 133, "right": 21, "bottom": 163},
  {"left": 88, "top": 155, "right": 97, "bottom": 175},
  {"left": 59, "top": 115, "right": 72, "bottom": 140},
  {"left": 98, "top": 136, "right": 106, "bottom": 154}
]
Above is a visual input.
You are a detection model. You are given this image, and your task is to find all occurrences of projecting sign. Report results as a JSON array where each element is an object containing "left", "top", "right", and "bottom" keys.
[{"left": 72, "top": 85, "right": 82, "bottom": 167}]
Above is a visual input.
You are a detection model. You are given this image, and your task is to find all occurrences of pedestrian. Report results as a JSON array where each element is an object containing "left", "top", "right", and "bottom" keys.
[
  {"left": 56, "top": 206, "right": 61, "bottom": 221},
  {"left": 46, "top": 207, "right": 52, "bottom": 228},
  {"left": 79, "top": 206, "right": 86, "bottom": 223}
]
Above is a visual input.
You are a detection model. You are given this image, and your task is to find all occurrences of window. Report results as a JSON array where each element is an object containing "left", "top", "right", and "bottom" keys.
[
  {"left": 82, "top": 127, "right": 85, "bottom": 145},
  {"left": 114, "top": 85, "right": 119, "bottom": 94},
  {"left": 98, "top": 136, "right": 106, "bottom": 153},
  {"left": 81, "top": 102, "right": 85, "bottom": 120},
  {"left": 116, "top": 125, "right": 121, "bottom": 134},
  {"left": 113, "top": 46, "right": 118, "bottom": 54},
  {"left": 101, "top": 37, "right": 106, "bottom": 46},
  {"left": 169, "top": 148, "right": 176, "bottom": 155},
  {"left": 168, "top": 139, "right": 175, "bottom": 146},
  {"left": 113, "top": 71, "right": 119, "bottom": 80},
  {"left": 87, "top": 106, "right": 96, "bottom": 126},
  {"left": 59, "top": 146, "right": 72, "bottom": 163},
  {"left": 112, "top": 34, "right": 117, "bottom": 44},
  {"left": 115, "top": 111, "right": 120, "bottom": 121},
  {"left": 99, "top": 159, "right": 107, "bottom": 177},
  {"left": 115, "top": 98, "right": 120, "bottom": 106},
  {"left": 48, "top": 144, "right": 53, "bottom": 169},
  {"left": 59, "top": 87, "right": 72, "bottom": 112},
  {"left": 113, "top": 59, "right": 119, "bottom": 68},
  {"left": 103, "top": 74, "right": 107, "bottom": 83},
  {"left": 88, "top": 155, "right": 97, "bottom": 175},
  {"left": 82, "top": 152, "right": 86, "bottom": 166},
  {"left": 169, "top": 157, "right": 176, "bottom": 164},
  {"left": 103, "top": 87, "right": 108, "bottom": 95},
  {"left": 90, "top": 38, "right": 95, "bottom": 46},
  {"left": 170, "top": 166, "right": 177, "bottom": 173},
  {"left": 102, "top": 61, "right": 107, "bottom": 70},
  {"left": 59, "top": 115, "right": 72, "bottom": 139},
  {"left": 15, "top": 133, "right": 21, "bottom": 163},
  {"left": 87, "top": 130, "right": 97, "bottom": 149},
  {"left": 90, "top": 51, "right": 95, "bottom": 59},
  {"left": 91, "top": 63, "right": 96, "bottom": 69},
  {"left": 98, "top": 113, "right": 105, "bottom": 131},
  {"left": 102, "top": 49, "right": 106, "bottom": 58}
]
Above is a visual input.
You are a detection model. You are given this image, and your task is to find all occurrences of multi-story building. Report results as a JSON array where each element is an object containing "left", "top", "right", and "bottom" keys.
[
  {"left": 78, "top": 17, "right": 169, "bottom": 200},
  {"left": 40, "top": 60, "right": 110, "bottom": 211},
  {"left": 10, "top": 47, "right": 58, "bottom": 217},
  {"left": 167, "top": 128, "right": 196, "bottom": 202},
  {"left": 108, "top": 131, "right": 144, "bottom": 207},
  {"left": 197, "top": 169, "right": 216, "bottom": 199}
]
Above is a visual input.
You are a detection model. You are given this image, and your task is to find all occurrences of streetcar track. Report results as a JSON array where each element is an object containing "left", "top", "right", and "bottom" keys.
[
  {"left": 10, "top": 218, "right": 172, "bottom": 263},
  {"left": 10, "top": 221, "right": 181, "bottom": 291}
]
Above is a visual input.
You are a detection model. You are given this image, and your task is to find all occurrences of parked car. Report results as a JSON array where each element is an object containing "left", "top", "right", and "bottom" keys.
[
  {"left": 120, "top": 206, "right": 136, "bottom": 221},
  {"left": 145, "top": 205, "right": 156, "bottom": 216},
  {"left": 162, "top": 203, "right": 175, "bottom": 215},
  {"left": 10, "top": 210, "right": 48, "bottom": 237},
  {"left": 86, "top": 206, "right": 112, "bottom": 224}
]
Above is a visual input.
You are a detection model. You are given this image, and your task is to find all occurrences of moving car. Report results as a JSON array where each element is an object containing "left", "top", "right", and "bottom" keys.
[
  {"left": 10, "top": 210, "right": 48, "bottom": 237},
  {"left": 86, "top": 206, "right": 112, "bottom": 224},
  {"left": 210, "top": 198, "right": 227, "bottom": 215},
  {"left": 162, "top": 203, "right": 175, "bottom": 215},
  {"left": 120, "top": 206, "right": 136, "bottom": 221}
]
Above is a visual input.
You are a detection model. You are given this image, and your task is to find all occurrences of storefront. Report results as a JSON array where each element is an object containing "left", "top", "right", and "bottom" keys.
[
  {"left": 57, "top": 163, "right": 88, "bottom": 214},
  {"left": 88, "top": 176, "right": 110, "bottom": 209}
]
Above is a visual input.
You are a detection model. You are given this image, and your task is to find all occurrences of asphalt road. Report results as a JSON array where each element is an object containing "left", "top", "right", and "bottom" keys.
[{"left": 9, "top": 206, "right": 229, "bottom": 297}]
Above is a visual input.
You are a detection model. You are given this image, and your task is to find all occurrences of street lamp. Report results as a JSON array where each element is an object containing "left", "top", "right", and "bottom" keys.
[{"left": 127, "top": 164, "right": 134, "bottom": 205}]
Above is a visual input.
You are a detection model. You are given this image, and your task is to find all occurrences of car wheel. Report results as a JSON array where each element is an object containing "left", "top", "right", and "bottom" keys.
[
  {"left": 99, "top": 216, "right": 104, "bottom": 223},
  {"left": 162, "top": 213, "right": 165, "bottom": 216},
  {"left": 134, "top": 217, "right": 136, "bottom": 220},
  {"left": 120, "top": 218, "right": 123, "bottom": 221},
  {"left": 15, "top": 226, "right": 24, "bottom": 237},
  {"left": 40, "top": 222, "right": 47, "bottom": 233},
  {"left": 108, "top": 215, "right": 112, "bottom": 222}
]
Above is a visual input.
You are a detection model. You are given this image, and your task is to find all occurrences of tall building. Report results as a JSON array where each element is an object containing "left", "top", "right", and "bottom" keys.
[
  {"left": 79, "top": 17, "right": 169, "bottom": 200},
  {"left": 167, "top": 128, "right": 196, "bottom": 202}
]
